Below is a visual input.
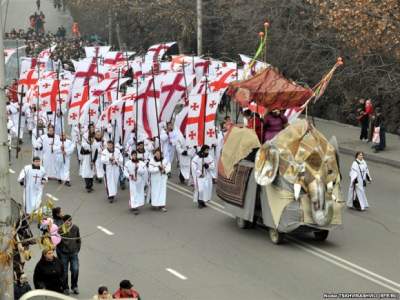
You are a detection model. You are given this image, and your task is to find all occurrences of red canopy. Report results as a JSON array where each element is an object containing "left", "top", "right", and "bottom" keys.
[{"left": 228, "top": 67, "right": 313, "bottom": 110}]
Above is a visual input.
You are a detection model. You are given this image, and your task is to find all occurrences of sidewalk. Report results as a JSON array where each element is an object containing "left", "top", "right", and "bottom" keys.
[{"left": 313, "top": 118, "right": 400, "bottom": 169}]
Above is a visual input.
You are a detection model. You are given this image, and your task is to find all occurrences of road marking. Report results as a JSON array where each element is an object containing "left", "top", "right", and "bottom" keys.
[
  {"left": 46, "top": 193, "right": 59, "bottom": 201},
  {"left": 167, "top": 181, "right": 400, "bottom": 292},
  {"left": 166, "top": 268, "right": 188, "bottom": 280},
  {"left": 97, "top": 226, "right": 115, "bottom": 236},
  {"left": 168, "top": 181, "right": 226, "bottom": 209},
  {"left": 9, "top": 168, "right": 15, "bottom": 174}
]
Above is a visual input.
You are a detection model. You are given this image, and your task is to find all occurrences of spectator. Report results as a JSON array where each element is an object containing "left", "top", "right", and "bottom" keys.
[
  {"left": 52, "top": 206, "right": 64, "bottom": 227},
  {"left": 243, "top": 109, "right": 263, "bottom": 141},
  {"left": 113, "top": 280, "right": 141, "bottom": 299},
  {"left": 263, "top": 108, "right": 288, "bottom": 141},
  {"left": 371, "top": 107, "right": 386, "bottom": 153},
  {"left": 33, "top": 248, "right": 64, "bottom": 293},
  {"left": 56, "top": 214, "right": 81, "bottom": 295},
  {"left": 93, "top": 286, "right": 112, "bottom": 300},
  {"left": 356, "top": 98, "right": 370, "bottom": 141}
]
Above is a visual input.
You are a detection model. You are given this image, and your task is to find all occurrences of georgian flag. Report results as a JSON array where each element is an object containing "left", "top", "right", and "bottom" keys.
[
  {"left": 79, "top": 97, "right": 100, "bottom": 127},
  {"left": 144, "top": 42, "right": 176, "bottom": 64},
  {"left": 174, "top": 106, "right": 188, "bottom": 136},
  {"left": 68, "top": 85, "right": 89, "bottom": 125},
  {"left": 209, "top": 68, "right": 237, "bottom": 92},
  {"left": 38, "top": 45, "right": 56, "bottom": 63},
  {"left": 186, "top": 92, "right": 221, "bottom": 147},
  {"left": 159, "top": 72, "right": 195, "bottom": 122},
  {"left": 39, "top": 79, "right": 70, "bottom": 112},
  {"left": 84, "top": 46, "right": 111, "bottom": 58},
  {"left": 90, "top": 77, "right": 129, "bottom": 98},
  {"left": 239, "top": 54, "right": 270, "bottom": 78}
]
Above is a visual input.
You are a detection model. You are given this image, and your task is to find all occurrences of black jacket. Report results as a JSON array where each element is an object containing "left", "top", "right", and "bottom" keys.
[
  {"left": 57, "top": 224, "right": 81, "bottom": 254},
  {"left": 33, "top": 256, "right": 64, "bottom": 292}
]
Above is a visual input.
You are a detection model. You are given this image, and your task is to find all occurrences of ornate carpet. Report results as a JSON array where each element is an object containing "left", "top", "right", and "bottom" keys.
[{"left": 216, "top": 164, "right": 253, "bottom": 207}]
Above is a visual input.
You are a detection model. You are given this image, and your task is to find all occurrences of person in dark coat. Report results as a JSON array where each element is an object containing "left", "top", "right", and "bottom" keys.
[
  {"left": 33, "top": 249, "right": 64, "bottom": 293},
  {"left": 52, "top": 207, "right": 64, "bottom": 227},
  {"left": 56, "top": 215, "right": 81, "bottom": 295},
  {"left": 263, "top": 109, "right": 288, "bottom": 141}
]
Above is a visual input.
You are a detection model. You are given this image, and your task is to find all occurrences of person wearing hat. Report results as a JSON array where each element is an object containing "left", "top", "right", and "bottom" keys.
[
  {"left": 56, "top": 215, "right": 81, "bottom": 295},
  {"left": 18, "top": 156, "right": 48, "bottom": 214},
  {"left": 113, "top": 280, "right": 141, "bottom": 299},
  {"left": 148, "top": 148, "right": 170, "bottom": 212},
  {"left": 124, "top": 150, "right": 147, "bottom": 214},
  {"left": 191, "top": 145, "right": 215, "bottom": 208}
]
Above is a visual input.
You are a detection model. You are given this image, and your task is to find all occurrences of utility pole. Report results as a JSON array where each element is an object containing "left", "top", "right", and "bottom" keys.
[
  {"left": 108, "top": 9, "right": 113, "bottom": 46},
  {"left": 196, "top": 0, "right": 202, "bottom": 56},
  {"left": 0, "top": 2, "right": 14, "bottom": 299}
]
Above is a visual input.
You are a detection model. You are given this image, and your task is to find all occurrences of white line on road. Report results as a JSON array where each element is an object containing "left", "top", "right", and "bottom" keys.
[
  {"left": 166, "top": 268, "right": 188, "bottom": 280},
  {"left": 97, "top": 226, "right": 114, "bottom": 236},
  {"left": 167, "top": 181, "right": 400, "bottom": 292},
  {"left": 46, "top": 193, "right": 59, "bottom": 201},
  {"left": 9, "top": 168, "right": 15, "bottom": 174}
]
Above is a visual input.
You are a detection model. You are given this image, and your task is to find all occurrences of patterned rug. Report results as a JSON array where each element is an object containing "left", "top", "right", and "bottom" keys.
[{"left": 216, "top": 164, "right": 253, "bottom": 207}]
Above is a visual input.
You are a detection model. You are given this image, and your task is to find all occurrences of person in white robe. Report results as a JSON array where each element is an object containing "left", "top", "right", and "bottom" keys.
[
  {"left": 191, "top": 145, "right": 215, "bottom": 208},
  {"left": 93, "top": 131, "right": 105, "bottom": 183},
  {"left": 160, "top": 122, "right": 179, "bottom": 164},
  {"left": 148, "top": 148, "right": 170, "bottom": 212},
  {"left": 347, "top": 151, "right": 372, "bottom": 211},
  {"left": 7, "top": 101, "right": 29, "bottom": 141},
  {"left": 176, "top": 132, "right": 195, "bottom": 184},
  {"left": 101, "top": 140, "right": 123, "bottom": 202},
  {"left": 48, "top": 109, "right": 65, "bottom": 136},
  {"left": 18, "top": 157, "right": 48, "bottom": 214},
  {"left": 32, "top": 118, "right": 47, "bottom": 161},
  {"left": 35, "top": 125, "right": 61, "bottom": 179},
  {"left": 124, "top": 150, "right": 147, "bottom": 214},
  {"left": 71, "top": 125, "right": 82, "bottom": 162},
  {"left": 56, "top": 134, "right": 75, "bottom": 186},
  {"left": 80, "top": 125, "right": 96, "bottom": 192}
]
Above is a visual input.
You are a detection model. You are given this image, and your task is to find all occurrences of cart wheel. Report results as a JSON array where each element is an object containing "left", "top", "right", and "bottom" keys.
[
  {"left": 236, "top": 217, "right": 250, "bottom": 229},
  {"left": 313, "top": 230, "right": 329, "bottom": 241},
  {"left": 268, "top": 228, "right": 283, "bottom": 244}
]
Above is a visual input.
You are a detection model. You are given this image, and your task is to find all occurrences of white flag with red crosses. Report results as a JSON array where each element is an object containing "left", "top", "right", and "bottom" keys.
[
  {"left": 68, "top": 85, "right": 89, "bottom": 125},
  {"left": 186, "top": 92, "right": 221, "bottom": 147},
  {"left": 39, "top": 79, "right": 70, "bottom": 113}
]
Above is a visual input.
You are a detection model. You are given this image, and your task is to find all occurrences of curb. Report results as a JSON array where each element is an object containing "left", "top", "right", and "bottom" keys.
[{"left": 339, "top": 146, "right": 400, "bottom": 169}]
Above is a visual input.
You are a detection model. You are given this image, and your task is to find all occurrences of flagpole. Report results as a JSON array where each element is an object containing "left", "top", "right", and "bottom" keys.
[
  {"left": 181, "top": 60, "right": 189, "bottom": 122},
  {"left": 56, "top": 64, "right": 65, "bottom": 163},
  {"left": 52, "top": 79, "right": 57, "bottom": 153},
  {"left": 235, "top": 62, "right": 239, "bottom": 123},
  {"left": 201, "top": 76, "right": 208, "bottom": 177},
  {"left": 151, "top": 67, "right": 161, "bottom": 148},
  {"left": 35, "top": 58, "right": 40, "bottom": 141},
  {"left": 135, "top": 78, "right": 139, "bottom": 145}
]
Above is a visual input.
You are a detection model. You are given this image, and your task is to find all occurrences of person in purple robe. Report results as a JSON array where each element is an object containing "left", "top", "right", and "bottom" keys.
[{"left": 263, "top": 109, "right": 288, "bottom": 141}]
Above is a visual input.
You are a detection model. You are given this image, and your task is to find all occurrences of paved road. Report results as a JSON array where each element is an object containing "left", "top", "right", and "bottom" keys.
[
  {"left": 8, "top": 135, "right": 400, "bottom": 300},
  {"left": 4, "top": 0, "right": 72, "bottom": 34}
]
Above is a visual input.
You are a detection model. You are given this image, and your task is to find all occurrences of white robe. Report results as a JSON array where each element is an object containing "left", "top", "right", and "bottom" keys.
[
  {"left": 55, "top": 139, "right": 75, "bottom": 181},
  {"left": 191, "top": 155, "right": 215, "bottom": 202},
  {"left": 347, "top": 159, "right": 371, "bottom": 210},
  {"left": 176, "top": 136, "right": 195, "bottom": 180},
  {"left": 18, "top": 165, "right": 48, "bottom": 214},
  {"left": 160, "top": 129, "right": 179, "bottom": 164},
  {"left": 79, "top": 136, "right": 95, "bottom": 178},
  {"left": 37, "top": 134, "right": 61, "bottom": 179},
  {"left": 101, "top": 148, "right": 123, "bottom": 197},
  {"left": 8, "top": 102, "right": 29, "bottom": 139},
  {"left": 211, "top": 131, "right": 224, "bottom": 179},
  {"left": 124, "top": 160, "right": 147, "bottom": 208},
  {"left": 32, "top": 127, "right": 47, "bottom": 160},
  {"left": 148, "top": 158, "right": 171, "bottom": 207},
  {"left": 93, "top": 139, "right": 105, "bottom": 179}
]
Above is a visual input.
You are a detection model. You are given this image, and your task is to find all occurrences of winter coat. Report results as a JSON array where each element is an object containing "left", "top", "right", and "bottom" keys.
[
  {"left": 57, "top": 224, "right": 81, "bottom": 254},
  {"left": 33, "top": 256, "right": 64, "bottom": 292}
]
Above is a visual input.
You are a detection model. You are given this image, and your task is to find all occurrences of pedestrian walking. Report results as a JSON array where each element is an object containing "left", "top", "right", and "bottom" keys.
[
  {"left": 148, "top": 148, "right": 170, "bottom": 212},
  {"left": 33, "top": 249, "right": 64, "bottom": 293},
  {"left": 56, "top": 215, "right": 81, "bottom": 295},
  {"left": 356, "top": 98, "right": 372, "bottom": 141},
  {"left": 113, "top": 280, "right": 141, "bottom": 299},
  {"left": 347, "top": 152, "right": 372, "bottom": 211},
  {"left": 124, "top": 150, "right": 147, "bottom": 214}
]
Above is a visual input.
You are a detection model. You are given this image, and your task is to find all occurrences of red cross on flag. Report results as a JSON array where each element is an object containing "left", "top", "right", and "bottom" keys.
[
  {"left": 68, "top": 85, "right": 89, "bottom": 125},
  {"left": 103, "top": 51, "right": 125, "bottom": 66},
  {"left": 79, "top": 97, "right": 100, "bottom": 126},
  {"left": 18, "top": 69, "right": 39, "bottom": 91},
  {"left": 90, "top": 77, "right": 129, "bottom": 98},
  {"left": 209, "top": 68, "right": 237, "bottom": 92},
  {"left": 186, "top": 92, "right": 221, "bottom": 147},
  {"left": 25, "top": 84, "right": 39, "bottom": 106},
  {"left": 39, "top": 79, "right": 70, "bottom": 112},
  {"left": 159, "top": 72, "right": 195, "bottom": 122},
  {"left": 38, "top": 45, "right": 56, "bottom": 63},
  {"left": 84, "top": 46, "right": 111, "bottom": 58},
  {"left": 144, "top": 42, "right": 176, "bottom": 65}
]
